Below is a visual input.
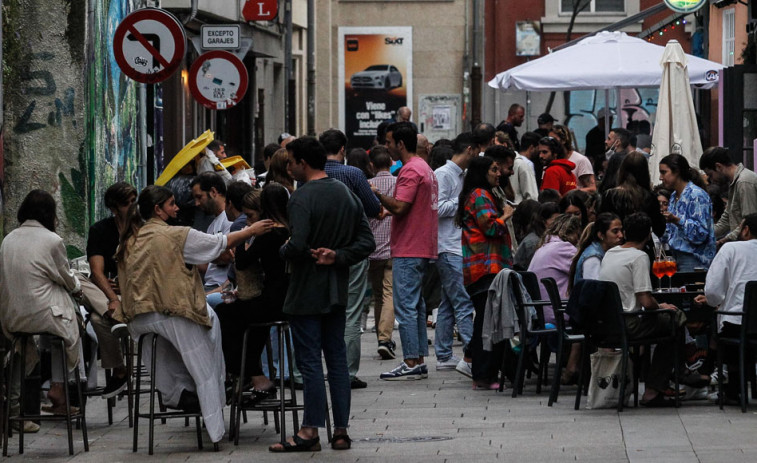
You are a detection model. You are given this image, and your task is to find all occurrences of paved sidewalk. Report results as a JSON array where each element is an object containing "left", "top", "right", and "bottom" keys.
[{"left": 5, "top": 326, "right": 757, "bottom": 462}]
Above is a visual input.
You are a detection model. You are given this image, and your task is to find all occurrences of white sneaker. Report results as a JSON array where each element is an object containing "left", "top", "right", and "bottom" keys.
[
  {"left": 455, "top": 359, "right": 473, "bottom": 378},
  {"left": 682, "top": 385, "right": 708, "bottom": 400},
  {"left": 436, "top": 356, "right": 461, "bottom": 371}
]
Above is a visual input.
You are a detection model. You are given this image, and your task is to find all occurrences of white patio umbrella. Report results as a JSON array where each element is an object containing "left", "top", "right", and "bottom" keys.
[
  {"left": 648, "top": 40, "right": 704, "bottom": 183},
  {"left": 488, "top": 31, "right": 723, "bottom": 92}
]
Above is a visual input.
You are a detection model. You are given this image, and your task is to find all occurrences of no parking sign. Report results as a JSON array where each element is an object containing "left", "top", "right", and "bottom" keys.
[
  {"left": 188, "top": 50, "right": 249, "bottom": 111},
  {"left": 113, "top": 8, "right": 186, "bottom": 84}
]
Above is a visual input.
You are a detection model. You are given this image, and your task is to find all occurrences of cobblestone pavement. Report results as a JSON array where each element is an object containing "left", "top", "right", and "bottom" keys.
[{"left": 5, "top": 324, "right": 757, "bottom": 462}]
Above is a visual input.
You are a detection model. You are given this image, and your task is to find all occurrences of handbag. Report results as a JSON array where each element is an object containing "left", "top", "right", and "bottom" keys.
[{"left": 586, "top": 349, "right": 632, "bottom": 409}]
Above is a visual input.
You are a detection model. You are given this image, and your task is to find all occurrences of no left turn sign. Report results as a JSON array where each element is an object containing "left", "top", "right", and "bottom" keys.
[{"left": 113, "top": 8, "right": 186, "bottom": 84}]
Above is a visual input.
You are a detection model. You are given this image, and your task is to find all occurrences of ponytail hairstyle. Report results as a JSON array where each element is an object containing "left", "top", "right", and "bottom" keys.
[
  {"left": 568, "top": 212, "right": 620, "bottom": 292},
  {"left": 659, "top": 153, "right": 692, "bottom": 182},
  {"left": 537, "top": 213, "right": 582, "bottom": 249},
  {"left": 115, "top": 185, "right": 174, "bottom": 262}
]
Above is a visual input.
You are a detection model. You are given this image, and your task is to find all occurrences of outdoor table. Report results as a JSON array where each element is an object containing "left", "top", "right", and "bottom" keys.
[{"left": 652, "top": 290, "right": 713, "bottom": 323}]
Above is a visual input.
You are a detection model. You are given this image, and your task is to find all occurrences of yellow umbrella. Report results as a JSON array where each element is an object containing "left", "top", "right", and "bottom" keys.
[
  {"left": 220, "top": 156, "right": 251, "bottom": 173},
  {"left": 155, "top": 130, "right": 215, "bottom": 186}
]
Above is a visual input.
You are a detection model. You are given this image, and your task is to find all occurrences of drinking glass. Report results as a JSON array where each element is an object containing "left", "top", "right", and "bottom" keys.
[
  {"left": 665, "top": 256, "right": 677, "bottom": 292},
  {"left": 652, "top": 258, "right": 665, "bottom": 292}
]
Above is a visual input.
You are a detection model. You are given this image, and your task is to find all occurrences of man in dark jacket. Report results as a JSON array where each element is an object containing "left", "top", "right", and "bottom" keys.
[{"left": 274, "top": 137, "right": 375, "bottom": 452}]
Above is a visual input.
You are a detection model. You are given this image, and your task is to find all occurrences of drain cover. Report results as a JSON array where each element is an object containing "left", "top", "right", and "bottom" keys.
[{"left": 358, "top": 436, "right": 454, "bottom": 443}]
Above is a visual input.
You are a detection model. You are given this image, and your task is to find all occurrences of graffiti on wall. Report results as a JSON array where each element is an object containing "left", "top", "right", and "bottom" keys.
[
  {"left": 87, "top": 0, "right": 139, "bottom": 222},
  {"left": 564, "top": 88, "right": 659, "bottom": 152}
]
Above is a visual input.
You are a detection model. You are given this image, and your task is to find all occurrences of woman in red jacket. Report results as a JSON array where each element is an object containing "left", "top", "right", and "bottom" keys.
[{"left": 538, "top": 136, "right": 577, "bottom": 196}]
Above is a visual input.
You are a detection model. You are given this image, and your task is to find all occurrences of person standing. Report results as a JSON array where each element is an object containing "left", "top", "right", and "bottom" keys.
[
  {"left": 191, "top": 172, "right": 234, "bottom": 299},
  {"left": 538, "top": 136, "right": 577, "bottom": 196},
  {"left": 699, "top": 146, "right": 757, "bottom": 245},
  {"left": 455, "top": 156, "right": 514, "bottom": 389},
  {"left": 658, "top": 154, "right": 716, "bottom": 271},
  {"left": 511, "top": 132, "right": 540, "bottom": 202},
  {"left": 320, "top": 128, "right": 381, "bottom": 390},
  {"left": 367, "top": 146, "right": 398, "bottom": 360},
  {"left": 496, "top": 104, "right": 525, "bottom": 151},
  {"left": 433, "top": 132, "right": 477, "bottom": 373},
  {"left": 272, "top": 137, "right": 375, "bottom": 452},
  {"left": 375, "top": 122, "right": 439, "bottom": 381}
]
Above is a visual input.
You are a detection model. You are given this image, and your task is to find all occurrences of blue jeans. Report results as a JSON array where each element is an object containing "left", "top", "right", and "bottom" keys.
[
  {"left": 393, "top": 257, "right": 430, "bottom": 360},
  {"left": 434, "top": 253, "right": 474, "bottom": 361},
  {"left": 290, "top": 308, "right": 350, "bottom": 429}
]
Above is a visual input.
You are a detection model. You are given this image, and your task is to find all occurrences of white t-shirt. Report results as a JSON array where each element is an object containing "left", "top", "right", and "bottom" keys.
[
  {"left": 569, "top": 151, "right": 594, "bottom": 181},
  {"left": 705, "top": 240, "right": 757, "bottom": 329},
  {"left": 203, "top": 212, "right": 232, "bottom": 287},
  {"left": 599, "top": 246, "right": 652, "bottom": 312}
]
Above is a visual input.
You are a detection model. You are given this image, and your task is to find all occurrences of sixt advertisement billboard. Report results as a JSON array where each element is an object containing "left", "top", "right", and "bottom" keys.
[{"left": 339, "top": 27, "right": 413, "bottom": 150}]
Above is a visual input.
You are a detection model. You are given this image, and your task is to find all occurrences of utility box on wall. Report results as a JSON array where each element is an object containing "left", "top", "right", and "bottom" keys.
[{"left": 418, "top": 94, "right": 462, "bottom": 143}]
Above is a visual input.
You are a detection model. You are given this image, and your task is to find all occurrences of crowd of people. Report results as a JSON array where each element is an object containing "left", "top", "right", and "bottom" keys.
[{"left": 2, "top": 105, "right": 757, "bottom": 450}]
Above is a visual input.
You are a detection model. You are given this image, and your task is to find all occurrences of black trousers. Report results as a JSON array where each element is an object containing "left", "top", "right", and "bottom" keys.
[{"left": 216, "top": 297, "right": 284, "bottom": 378}]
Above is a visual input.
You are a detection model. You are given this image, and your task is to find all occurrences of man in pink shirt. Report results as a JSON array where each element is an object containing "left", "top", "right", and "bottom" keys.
[{"left": 373, "top": 122, "right": 438, "bottom": 380}]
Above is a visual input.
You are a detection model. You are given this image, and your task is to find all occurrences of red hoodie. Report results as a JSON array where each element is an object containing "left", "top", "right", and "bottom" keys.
[{"left": 541, "top": 159, "right": 577, "bottom": 195}]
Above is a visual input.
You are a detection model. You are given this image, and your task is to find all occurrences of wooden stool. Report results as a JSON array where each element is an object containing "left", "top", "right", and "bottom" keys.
[{"left": 3, "top": 333, "right": 88, "bottom": 456}]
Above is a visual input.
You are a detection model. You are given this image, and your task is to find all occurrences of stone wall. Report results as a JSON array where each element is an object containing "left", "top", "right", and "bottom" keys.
[{"left": 2, "top": 0, "right": 88, "bottom": 256}]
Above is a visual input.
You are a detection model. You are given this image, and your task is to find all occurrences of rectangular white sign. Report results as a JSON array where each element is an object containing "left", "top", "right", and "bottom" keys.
[{"left": 201, "top": 25, "right": 240, "bottom": 49}]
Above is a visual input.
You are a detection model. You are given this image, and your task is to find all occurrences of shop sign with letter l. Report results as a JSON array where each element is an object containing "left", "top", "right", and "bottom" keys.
[{"left": 242, "top": 0, "right": 279, "bottom": 22}]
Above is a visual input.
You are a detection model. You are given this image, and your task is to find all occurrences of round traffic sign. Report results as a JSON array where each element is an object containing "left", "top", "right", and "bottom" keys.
[
  {"left": 188, "top": 50, "right": 249, "bottom": 110},
  {"left": 113, "top": 8, "right": 186, "bottom": 84}
]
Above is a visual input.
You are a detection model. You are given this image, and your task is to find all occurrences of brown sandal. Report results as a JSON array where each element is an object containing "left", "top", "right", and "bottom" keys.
[{"left": 331, "top": 434, "right": 352, "bottom": 450}]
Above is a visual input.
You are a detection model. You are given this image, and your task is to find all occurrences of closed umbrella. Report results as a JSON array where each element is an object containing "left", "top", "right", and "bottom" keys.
[{"left": 648, "top": 40, "right": 704, "bottom": 183}]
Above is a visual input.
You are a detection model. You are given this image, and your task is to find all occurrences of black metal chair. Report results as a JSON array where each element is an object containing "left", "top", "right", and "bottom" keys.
[
  {"left": 231, "top": 321, "right": 302, "bottom": 446},
  {"left": 132, "top": 333, "right": 218, "bottom": 454},
  {"left": 81, "top": 329, "right": 134, "bottom": 427},
  {"left": 505, "top": 271, "right": 556, "bottom": 397},
  {"left": 715, "top": 280, "right": 757, "bottom": 413},
  {"left": 541, "top": 277, "right": 586, "bottom": 407},
  {"left": 3, "top": 333, "right": 89, "bottom": 456},
  {"left": 572, "top": 279, "right": 681, "bottom": 411}
]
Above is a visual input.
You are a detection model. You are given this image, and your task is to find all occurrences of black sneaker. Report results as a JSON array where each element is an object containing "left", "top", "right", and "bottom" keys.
[
  {"left": 350, "top": 377, "right": 367, "bottom": 389},
  {"left": 377, "top": 341, "right": 396, "bottom": 360},
  {"left": 101, "top": 374, "right": 128, "bottom": 399}
]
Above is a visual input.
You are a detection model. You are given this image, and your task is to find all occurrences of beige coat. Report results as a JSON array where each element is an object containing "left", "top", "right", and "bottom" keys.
[{"left": 0, "top": 220, "right": 81, "bottom": 372}]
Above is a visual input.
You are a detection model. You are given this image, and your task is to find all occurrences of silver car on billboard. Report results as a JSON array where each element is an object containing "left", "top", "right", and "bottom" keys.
[{"left": 350, "top": 65, "right": 403, "bottom": 90}]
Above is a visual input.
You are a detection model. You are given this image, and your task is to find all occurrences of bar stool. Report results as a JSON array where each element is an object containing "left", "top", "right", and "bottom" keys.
[
  {"left": 231, "top": 321, "right": 310, "bottom": 445},
  {"left": 132, "top": 333, "right": 219, "bottom": 454},
  {"left": 3, "top": 333, "right": 89, "bottom": 456}
]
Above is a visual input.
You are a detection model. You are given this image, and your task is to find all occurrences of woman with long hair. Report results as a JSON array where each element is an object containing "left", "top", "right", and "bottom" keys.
[
  {"left": 659, "top": 154, "right": 716, "bottom": 271},
  {"left": 568, "top": 212, "right": 624, "bottom": 292},
  {"left": 559, "top": 189, "right": 589, "bottom": 229},
  {"left": 346, "top": 148, "right": 373, "bottom": 179},
  {"left": 455, "top": 156, "right": 514, "bottom": 389},
  {"left": 0, "top": 190, "right": 82, "bottom": 418},
  {"left": 600, "top": 151, "right": 666, "bottom": 238},
  {"left": 267, "top": 148, "right": 296, "bottom": 193},
  {"left": 115, "top": 185, "right": 273, "bottom": 444},
  {"left": 216, "top": 184, "right": 292, "bottom": 402},
  {"left": 513, "top": 201, "right": 560, "bottom": 270}
]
